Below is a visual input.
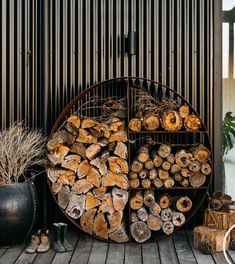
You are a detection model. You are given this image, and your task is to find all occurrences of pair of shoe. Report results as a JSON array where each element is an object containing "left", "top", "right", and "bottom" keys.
[
  {"left": 26, "top": 229, "right": 50, "bottom": 254},
  {"left": 52, "top": 223, "right": 73, "bottom": 253}
]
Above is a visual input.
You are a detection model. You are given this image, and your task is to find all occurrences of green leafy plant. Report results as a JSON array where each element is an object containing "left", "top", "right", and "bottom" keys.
[{"left": 223, "top": 112, "right": 235, "bottom": 155}]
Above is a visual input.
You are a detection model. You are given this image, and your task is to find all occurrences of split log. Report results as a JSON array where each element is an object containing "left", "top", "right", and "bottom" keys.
[
  {"left": 158, "top": 194, "right": 172, "bottom": 209},
  {"left": 58, "top": 186, "right": 71, "bottom": 209},
  {"left": 141, "top": 179, "right": 151, "bottom": 188},
  {"left": 147, "top": 214, "right": 162, "bottom": 231},
  {"left": 130, "top": 191, "right": 144, "bottom": 210},
  {"left": 114, "top": 142, "right": 128, "bottom": 159},
  {"left": 164, "top": 177, "right": 175, "bottom": 188},
  {"left": 130, "top": 221, "right": 151, "bottom": 243},
  {"left": 167, "top": 154, "right": 175, "bottom": 164},
  {"left": 194, "top": 226, "right": 230, "bottom": 253},
  {"left": 184, "top": 114, "right": 201, "bottom": 131},
  {"left": 90, "top": 157, "right": 108, "bottom": 176},
  {"left": 181, "top": 168, "right": 192, "bottom": 178},
  {"left": 153, "top": 178, "right": 163, "bottom": 188},
  {"left": 110, "top": 119, "right": 124, "bottom": 132},
  {"left": 137, "top": 207, "right": 148, "bottom": 221},
  {"left": 108, "top": 157, "right": 128, "bottom": 174},
  {"left": 189, "top": 171, "right": 206, "bottom": 187},
  {"left": 130, "top": 178, "right": 140, "bottom": 188},
  {"left": 175, "top": 150, "right": 192, "bottom": 168},
  {"left": 109, "top": 142, "right": 117, "bottom": 152},
  {"left": 173, "top": 173, "right": 182, "bottom": 182},
  {"left": 94, "top": 123, "right": 111, "bottom": 139},
  {"left": 81, "top": 118, "right": 97, "bottom": 129},
  {"left": 48, "top": 145, "right": 70, "bottom": 165},
  {"left": 174, "top": 196, "right": 192, "bottom": 212},
  {"left": 192, "top": 144, "right": 211, "bottom": 164},
  {"left": 181, "top": 178, "right": 189, "bottom": 187},
  {"left": 158, "top": 144, "right": 171, "bottom": 158},
  {"left": 86, "top": 144, "right": 101, "bottom": 160},
  {"left": 162, "top": 221, "right": 174, "bottom": 235},
  {"left": 72, "top": 179, "right": 93, "bottom": 194},
  {"left": 67, "top": 115, "right": 81, "bottom": 129},
  {"left": 70, "top": 142, "right": 87, "bottom": 159},
  {"left": 93, "top": 186, "right": 107, "bottom": 199},
  {"left": 139, "top": 170, "right": 148, "bottom": 179},
  {"left": 129, "top": 118, "right": 142, "bottom": 132},
  {"left": 52, "top": 182, "right": 63, "bottom": 194},
  {"left": 189, "top": 160, "right": 201, "bottom": 172},
  {"left": 80, "top": 208, "right": 97, "bottom": 234},
  {"left": 93, "top": 213, "right": 108, "bottom": 239},
  {"left": 137, "top": 145, "right": 150, "bottom": 163},
  {"left": 47, "top": 168, "right": 66, "bottom": 183},
  {"left": 109, "top": 131, "right": 127, "bottom": 142},
  {"left": 65, "top": 122, "right": 78, "bottom": 136},
  {"left": 61, "top": 155, "right": 81, "bottom": 171},
  {"left": 77, "top": 160, "right": 91, "bottom": 178},
  {"left": 158, "top": 169, "right": 169, "bottom": 180},
  {"left": 143, "top": 114, "right": 160, "bottom": 131},
  {"left": 112, "top": 188, "right": 128, "bottom": 211},
  {"left": 130, "top": 172, "right": 138, "bottom": 179},
  {"left": 87, "top": 167, "right": 101, "bottom": 187},
  {"left": 144, "top": 190, "right": 155, "bottom": 208},
  {"left": 107, "top": 211, "right": 123, "bottom": 233},
  {"left": 172, "top": 211, "right": 186, "bottom": 226},
  {"left": 161, "top": 111, "right": 183, "bottom": 131},
  {"left": 161, "top": 208, "right": 173, "bottom": 221},
  {"left": 179, "top": 105, "right": 189, "bottom": 118},
  {"left": 149, "top": 169, "right": 157, "bottom": 180},
  {"left": 150, "top": 202, "right": 162, "bottom": 216},
  {"left": 57, "top": 171, "right": 76, "bottom": 186},
  {"left": 98, "top": 193, "right": 114, "bottom": 214},
  {"left": 85, "top": 193, "right": 101, "bottom": 210},
  {"left": 65, "top": 194, "right": 85, "bottom": 219},
  {"left": 76, "top": 129, "right": 97, "bottom": 144},
  {"left": 97, "top": 138, "right": 109, "bottom": 147},
  {"left": 171, "top": 164, "right": 181, "bottom": 174},
  {"left": 102, "top": 171, "right": 129, "bottom": 189},
  {"left": 52, "top": 130, "right": 76, "bottom": 145},
  {"left": 162, "top": 161, "right": 171, "bottom": 171},
  {"left": 47, "top": 139, "right": 62, "bottom": 151},
  {"left": 131, "top": 160, "right": 144, "bottom": 173},
  {"left": 152, "top": 155, "right": 163, "bottom": 168},
  {"left": 109, "top": 222, "right": 129, "bottom": 243},
  {"left": 131, "top": 212, "right": 139, "bottom": 223},
  {"left": 90, "top": 128, "right": 103, "bottom": 138},
  {"left": 201, "top": 163, "right": 212, "bottom": 175},
  {"left": 145, "top": 160, "right": 154, "bottom": 170}
]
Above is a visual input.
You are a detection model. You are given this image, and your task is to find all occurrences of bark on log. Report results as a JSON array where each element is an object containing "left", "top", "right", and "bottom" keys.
[
  {"left": 48, "top": 145, "right": 70, "bottom": 165},
  {"left": 72, "top": 179, "right": 93, "bottom": 194},
  {"left": 131, "top": 212, "right": 139, "bottom": 223},
  {"left": 87, "top": 167, "right": 101, "bottom": 187},
  {"left": 129, "top": 118, "right": 142, "bottom": 132},
  {"left": 171, "top": 164, "right": 181, "bottom": 174},
  {"left": 109, "top": 222, "right": 129, "bottom": 243},
  {"left": 52, "top": 182, "right": 63, "bottom": 194},
  {"left": 164, "top": 177, "right": 175, "bottom": 188},
  {"left": 137, "top": 207, "right": 149, "bottom": 221},
  {"left": 85, "top": 193, "right": 101, "bottom": 210},
  {"left": 144, "top": 190, "right": 155, "bottom": 208},
  {"left": 70, "top": 142, "right": 87, "bottom": 159},
  {"left": 107, "top": 211, "right": 123, "bottom": 233},
  {"left": 149, "top": 169, "right": 157, "bottom": 180},
  {"left": 58, "top": 186, "right": 71, "bottom": 209},
  {"left": 201, "top": 163, "right": 212, "bottom": 175},
  {"left": 162, "top": 161, "right": 171, "bottom": 171},
  {"left": 143, "top": 114, "right": 160, "bottom": 131},
  {"left": 93, "top": 213, "right": 109, "bottom": 239},
  {"left": 161, "top": 208, "right": 173, "bottom": 221},
  {"left": 139, "top": 170, "right": 148, "bottom": 179},
  {"left": 114, "top": 142, "right": 128, "bottom": 159},
  {"left": 175, "top": 150, "right": 192, "bottom": 168},
  {"left": 153, "top": 178, "right": 163, "bottom": 188},
  {"left": 86, "top": 144, "right": 101, "bottom": 160},
  {"left": 173, "top": 196, "right": 192, "bottom": 212},
  {"left": 98, "top": 193, "right": 114, "bottom": 214},
  {"left": 137, "top": 145, "right": 150, "bottom": 163},
  {"left": 130, "top": 178, "right": 140, "bottom": 188},
  {"left": 145, "top": 160, "right": 154, "bottom": 170},
  {"left": 158, "top": 144, "right": 171, "bottom": 158},
  {"left": 112, "top": 188, "right": 128, "bottom": 211},
  {"left": 150, "top": 202, "right": 162, "bottom": 216},
  {"left": 97, "top": 138, "right": 109, "bottom": 147},
  {"left": 67, "top": 114, "right": 81, "bottom": 129},
  {"left": 162, "top": 221, "right": 174, "bottom": 235},
  {"left": 189, "top": 171, "right": 206, "bottom": 187},
  {"left": 130, "top": 191, "right": 144, "bottom": 210},
  {"left": 192, "top": 144, "right": 211, "bottom": 164},
  {"left": 131, "top": 160, "right": 144, "bottom": 173},
  {"left": 80, "top": 208, "right": 97, "bottom": 234},
  {"left": 109, "top": 142, "right": 117, "bottom": 152},
  {"left": 77, "top": 160, "right": 91, "bottom": 178},
  {"left": 158, "top": 169, "right": 169, "bottom": 180},
  {"left": 141, "top": 179, "right": 151, "bottom": 188},
  {"left": 184, "top": 114, "right": 201, "bottom": 131},
  {"left": 179, "top": 105, "right": 189, "bottom": 118},
  {"left": 52, "top": 130, "right": 76, "bottom": 145},
  {"left": 161, "top": 111, "right": 182, "bottom": 131},
  {"left": 147, "top": 214, "right": 162, "bottom": 231},
  {"left": 102, "top": 171, "right": 129, "bottom": 189},
  {"left": 130, "top": 221, "right": 151, "bottom": 243},
  {"left": 47, "top": 168, "right": 66, "bottom": 183},
  {"left": 158, "top": 194, "right": 172, "bottom": 209},
  {"left": 66, "top": 194, "right": 85, "bottom": 219},
  {"left": 172, "top": 211, "right": 186, "bottom": 226}
]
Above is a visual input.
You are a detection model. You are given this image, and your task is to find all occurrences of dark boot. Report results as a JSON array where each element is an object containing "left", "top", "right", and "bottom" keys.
[
  {"left": 59, "top": 223, "right": 73, "bottom": 252},
  {"left": 51, "top": 223, "right": 65, "bottom": 253}
]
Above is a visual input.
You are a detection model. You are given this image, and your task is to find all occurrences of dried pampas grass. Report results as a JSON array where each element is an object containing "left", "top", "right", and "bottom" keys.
[{"left": 0, "top": 122, "right": 47, "bottom": 184}]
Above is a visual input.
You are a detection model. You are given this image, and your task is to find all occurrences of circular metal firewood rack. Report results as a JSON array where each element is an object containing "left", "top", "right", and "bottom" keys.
[{"left": 48, "top": 77, "right": 212, "bottom": 242}]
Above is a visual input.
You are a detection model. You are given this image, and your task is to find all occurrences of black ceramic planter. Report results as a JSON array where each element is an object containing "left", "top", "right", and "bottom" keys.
[{"left": 0, "top": 182, "right": 37, "bottom": 247}]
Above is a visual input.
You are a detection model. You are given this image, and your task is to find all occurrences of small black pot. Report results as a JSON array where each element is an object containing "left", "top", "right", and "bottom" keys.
[{"left": 0, "top": 182, "right": 37, "bottom": 247}]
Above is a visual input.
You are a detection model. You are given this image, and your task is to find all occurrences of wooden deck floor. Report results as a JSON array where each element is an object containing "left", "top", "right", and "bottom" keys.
[{"left": 0, "top": 230, "right": 234, "bottom": 264}]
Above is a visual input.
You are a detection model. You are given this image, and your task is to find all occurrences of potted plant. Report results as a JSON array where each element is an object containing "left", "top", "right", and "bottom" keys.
[{"left": 0, "top": 122, "right": 46, "bottom": 247}]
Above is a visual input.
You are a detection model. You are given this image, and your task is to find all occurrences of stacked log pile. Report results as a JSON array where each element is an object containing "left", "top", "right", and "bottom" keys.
[
  {"left": 130, "top": 143, "right": 211, "bottom": 188},
  {"left": 130, "top": 190, "right": 192, "bottom": 242},
  {"left": 47, "top": 114, "right": 129, "bottom": 242}
]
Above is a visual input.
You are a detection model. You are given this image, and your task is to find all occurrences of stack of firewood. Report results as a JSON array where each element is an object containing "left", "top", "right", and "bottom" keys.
[
  {"left": 130, "top": 143, "right": 211, "bottom": 188},
  {"left": 47, "top": 114, "right": 129, "bottom": 242},
  {"left": 130, "top": 190, "right": 192, "bottom": 242}
]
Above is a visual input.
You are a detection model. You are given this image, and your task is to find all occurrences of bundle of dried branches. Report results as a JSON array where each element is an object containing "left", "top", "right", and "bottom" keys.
[{"left": 0, "top": 122, "right": 47, "bottom": 184}]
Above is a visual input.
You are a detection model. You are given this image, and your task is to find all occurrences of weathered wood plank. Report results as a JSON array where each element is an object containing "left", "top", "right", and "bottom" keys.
[
  {"left": 106, "top": 243, "right": 124, "bottom": 264},
  {"left": 0, "top": 245, "right": 25, "bottom": 264},
  {"left": 212, "top": 253, "right": 233, "bottom": 264},
  {"left": 0, "top": 249, "right": 6, "bottom": 259},
  {"left": 51, "top": 230, "right": 78, "bottom": 264},
  {"left": 124, "top": 243, "right": 142, "bottom": 264},
  {"left": 173, "top": 231, "right": 197, "bottom": 264},
  {"left": 142, "top": 242, "right": 160, "bottom": 264},
  {"left": 186, "top": 230, "right": 215, "bottom": 264},
  {"left": 228, "top": 250, "right": 235, "bottom": 263},
  {"left": 70, "top": 233, "right": 93, "bottom": 264},
  {"left": 14, "top": 251, "right": 37, "bottom": 264},
  {"left": 33, "top": 249, "right": 55, "bottom": 264},
  {"left": 88, "top": 240, "right": 108, "bottom": 264},
  {"left": 158, "top": 236, "right": 179, "bottom": 264}
]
